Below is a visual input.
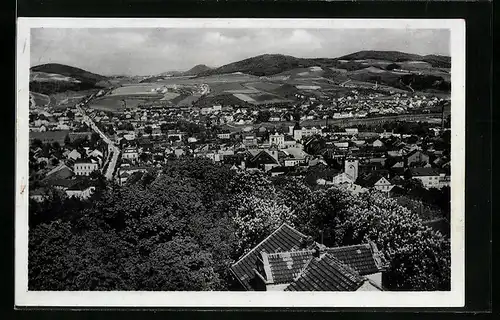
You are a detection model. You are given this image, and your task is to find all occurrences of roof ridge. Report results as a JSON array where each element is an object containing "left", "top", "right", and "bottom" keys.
[
  {"left": 232, "top": 223, "right": 291, "bottom": 268},
  {"left": 326, "top": 243, "right": 370, "bottom": 251},
  {"left": 281, "top": 223, "right": 310, "bottom": 239},
  {"left": 267, "top": 248, "right": 315, "bottom": 258}
]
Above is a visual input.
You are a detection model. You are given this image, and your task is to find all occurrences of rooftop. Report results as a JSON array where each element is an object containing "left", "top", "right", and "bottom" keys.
[
  {"left": 409, "top": 167, "right": 440, "bottom": 176},
  {"left": 284, "top": 254, "right": 364, "bottom": 291},
  {"left": 231, "top": 223, "right": 386, "bottom": 291},
  {"left": 230, "top": 223, "right": 310, "bottom": 291}
]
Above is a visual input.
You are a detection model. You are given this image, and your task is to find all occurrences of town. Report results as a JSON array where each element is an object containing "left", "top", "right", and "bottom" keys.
[
  {"left": 27, "top": 28, "right": 453, "bottom": 293},
  {"left": 28, "top": 85, "right": 451, "bottom": 202}
]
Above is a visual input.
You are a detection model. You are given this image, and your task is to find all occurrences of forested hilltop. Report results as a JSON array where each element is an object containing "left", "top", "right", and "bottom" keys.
[{"left": 29, "top": 157, "right": 450, "bottom": 291}]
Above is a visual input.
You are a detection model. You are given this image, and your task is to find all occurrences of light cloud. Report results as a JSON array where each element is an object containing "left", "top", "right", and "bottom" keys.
[{"left": 31, "top": 28, "right": 450, "bottom": 76}]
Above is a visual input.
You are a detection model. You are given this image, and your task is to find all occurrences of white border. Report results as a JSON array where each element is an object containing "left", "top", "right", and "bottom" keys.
[{"left": 16, "top": 18, "right": 465, "bottom": 308}]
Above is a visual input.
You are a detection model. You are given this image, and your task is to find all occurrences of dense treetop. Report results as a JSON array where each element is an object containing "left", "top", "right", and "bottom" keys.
[{"left": 29, "top": 157, "right": 450, "bottom": 291}]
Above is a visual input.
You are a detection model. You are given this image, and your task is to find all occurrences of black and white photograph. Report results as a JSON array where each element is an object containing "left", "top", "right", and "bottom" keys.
[{"left": 15, "top": 18, "right": 465, "bottom": 307}]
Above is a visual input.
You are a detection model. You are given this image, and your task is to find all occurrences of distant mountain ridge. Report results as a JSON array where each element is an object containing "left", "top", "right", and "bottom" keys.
[
  {"left": 183, "top": 64, "right": 212, "bottom": 76},
  {"left": 338, "top": 51, "right": 451, "bottom": 68},
  {"left": 29, "top": 50, "right": 451, "bottom": 94},
  {"left": 196, "top": 51, "right": 451, "bottom": 77}
]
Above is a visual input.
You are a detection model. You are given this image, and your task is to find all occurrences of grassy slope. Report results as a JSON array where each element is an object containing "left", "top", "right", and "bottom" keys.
[{"left": 30, "top": 63, "right": 108, "bottom": 83}]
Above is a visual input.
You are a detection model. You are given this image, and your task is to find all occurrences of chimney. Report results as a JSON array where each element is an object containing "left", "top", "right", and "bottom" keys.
[
  {"left": 300, "top": 235, "right": 315, "bottom": 249},
  {"left": 313, "top": 243, "right": 327, "bottom": 259}
]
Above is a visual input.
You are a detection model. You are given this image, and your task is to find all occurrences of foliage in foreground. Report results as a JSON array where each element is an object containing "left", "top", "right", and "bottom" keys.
[{"left": 29, "top": 158, "right": 450, "bottom": 291}]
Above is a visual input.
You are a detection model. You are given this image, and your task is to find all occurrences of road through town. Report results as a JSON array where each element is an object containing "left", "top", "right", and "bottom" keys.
[{"left": 76, "top": 98, "right": 121, "bottom": 181}]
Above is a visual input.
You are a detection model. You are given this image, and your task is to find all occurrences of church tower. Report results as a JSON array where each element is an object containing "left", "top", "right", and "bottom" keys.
[{"left": 344, "top": 158, "right": 359, "bottom": 181}]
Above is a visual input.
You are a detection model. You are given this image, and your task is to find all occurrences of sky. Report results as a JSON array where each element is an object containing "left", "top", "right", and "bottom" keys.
[{"left": 30, "top": 28, "right": 450, "bottom": 76}]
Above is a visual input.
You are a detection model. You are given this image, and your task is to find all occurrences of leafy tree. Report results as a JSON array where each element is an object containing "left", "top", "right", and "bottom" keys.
[
  {"left": 386, "top": 63, "right": 401, "bottom": 71},
  {"left": 107, "top": 126, "right": 116, "bottom": 136},
  {"left": 66, "top": 110, "right": 75, "bottom": 120},
  {"left": 28, "top": 158, "right": 449, "bottom": 291},
  {"left": 51, "top": 141, "right": 61, "bottom": 150},
  {"left": 138, "top": 236, "right": 223, "bottom": 290},
  {"left": 139, "top": 153, "right": 151, "bottom": 163},
  {"left": 32, "top": 139, "right": 43, "bottom": 149},
  {"left": 90, "top": 132, "right": 101, "bottom": 146},
  {"left": 255, "top": 110, "right": 271, "bottom": 123},
  {"left": 144, "top": 126, "right": 153, "bottom": 135},
  {"left": 39, "top": 161, "right": 47, "bottom": 169},
  {"left": 29, "top": 159, "right": 241, "bottom": 291},
  {"left": 402, "top": 178, "right": 425, "bottom": 192},
  {"left": 293, "top": 187, "right": 451, "bottom": 291},
  {"left": 230, "top": 193, "right": 294, "bottom": 255}
]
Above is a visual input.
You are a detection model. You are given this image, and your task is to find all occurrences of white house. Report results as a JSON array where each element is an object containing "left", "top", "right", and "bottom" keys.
[
  {"left": 66, "top": 186, "right": 96, "bottom": 200},
  {"left": 74, "top": 161, "right": 99, "bottom": 176},
  {"left": 269, "top": 133, "right": 285, "bottom": 148},
  {"left": 217, "top": 132, "right": 231, "bottom": 140},
  {"left": 122, "top": 147, "right": 139, "bottom": 161},
  {"left": 407, "top": 168, "right": 441, "bottom": 189},
  {"left": 372, "top": 139, "right": 385, "bottom": 148}
]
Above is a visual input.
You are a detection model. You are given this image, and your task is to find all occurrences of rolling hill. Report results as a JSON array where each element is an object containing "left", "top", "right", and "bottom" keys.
[
  {"left": 198, "top": 54, "right": 318, "bottom": 77},
  {"left": 198, "top": 51, "right": 451, "bottom": 78},
  {"left": 182, "top": 64, "right": 212, "bottom": 76},
  {"left": 338, "top": 51, "right": 423, "bottom": 62},
  {"left": 338, "top": 51, "right": 451, "bottom": 68},
  {"left": 30, "top": 63, "right": 108, "bottom": 83},
  {"left": 30, "top": 63, "right": 110, "bottom": 95},
  {"left": 195, "top": 51, "right": 451, "bottom": 93}
]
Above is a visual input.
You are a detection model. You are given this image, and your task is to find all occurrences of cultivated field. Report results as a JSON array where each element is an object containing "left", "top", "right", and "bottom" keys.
[
  {"left": 109, "top": 84, "right": 164, "bottom": 96},
  {"left": 160, "top": 92, "right": 181, "bottom": 101},
  {"left": 89, "top": 96, "right": 151, "bottom": 112},
  {"left": 30, "top": 92, "right": 51, "bottom": 108}
]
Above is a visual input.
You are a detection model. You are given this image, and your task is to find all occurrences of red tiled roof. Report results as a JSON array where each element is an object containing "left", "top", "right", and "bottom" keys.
[
  {"left": 327, "top": 243, "right": 383, "bottom": 276},
  {"left": 267, "top": 250, "right": 315, "bottom": 284},
  {"left": 285, "top": 254, "right": 364, "bottom": 291},
  {"left": 230, "top": 223, "right": 310, "bottom": 290},
  {"left": 230, "top": 224, "right": 385, "bottom": 291}
]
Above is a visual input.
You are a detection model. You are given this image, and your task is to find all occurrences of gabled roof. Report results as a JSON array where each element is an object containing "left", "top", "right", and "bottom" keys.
[
  {"left": 284, "top": 254, "right": 365, "bottom": 291},
  {"left": 267, "top": 250, "right": 315, "bottom": 284},
  {"left": 248, "top": 150, "right": 280, "bottom": 166},
  {"left": 355, "top": 172, "right": 389, "bottom": 188},
  {"left": 44, "top": 164, "right": 74, "bottom": 181},
  {"left": 405, "top": 149, "right": 429, "bottom": 158},
  {"left": 231, "top": 223, "right": 387, "bottom": 291},
  {"left": 48, "top": 178, "right": 79, "bottom": 188},
  {"left": 408, "top": 167, "right": 440, "bottom": 177},
  {"left": 230, "top": 223, "right": 310, "bottom": 291},
  {"left": 327, "top": 243, "right": 384, "bottom": 276},
  {"left": 67, "top": 149, "right": 81, "bottom": 158}
]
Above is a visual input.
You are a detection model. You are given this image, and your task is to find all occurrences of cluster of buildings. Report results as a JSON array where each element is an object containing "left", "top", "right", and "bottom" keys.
[
  {"left": 29, "top": 136, "right": 108, "bottom": 202},
  {"left": 111, "top": 112, "right": 450, "bottom": 194},
  {"left": 29, "top": 103, "right": 85, "bottom": 133},
  {"left": 29, "top": 84, "right": 450, "bottom": 202}
]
